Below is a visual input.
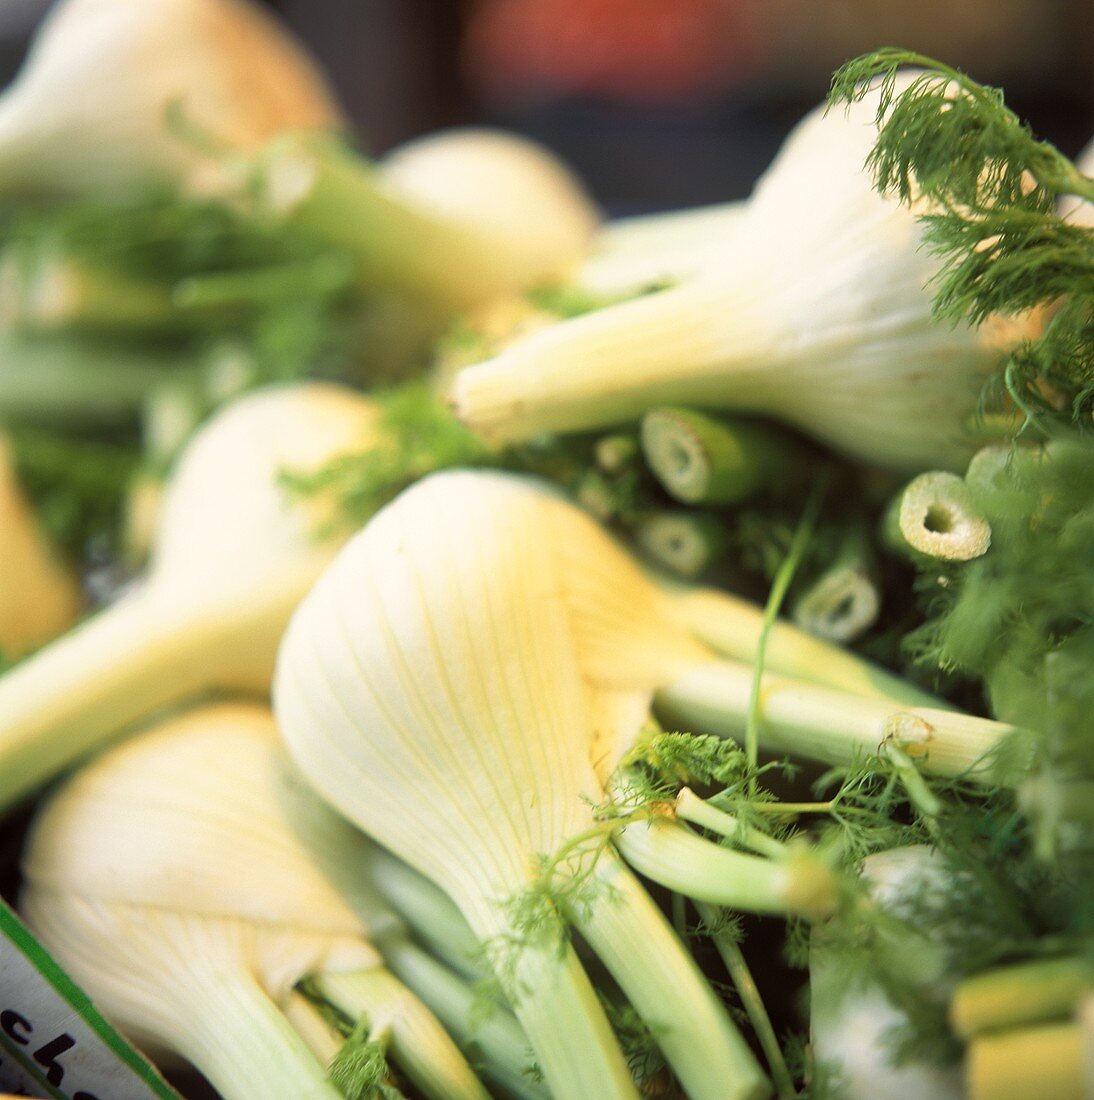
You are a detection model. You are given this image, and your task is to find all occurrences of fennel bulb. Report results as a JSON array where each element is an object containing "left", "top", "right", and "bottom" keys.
[
  {"left": 0, "top": 382, "right": 378, "bottom": 811},
  {"left": 20, "top": 703, "right": 491, "bottom": 1100},
  {"left": 0, "top": 0, "right": 343, "bottom": 195},
  {"left": 809, "top": 847, "right": 963, "bottom": 1100},
  {"left": 0, "top": 435, "right": 80, "bottom": 658},
  {"left": 452, "top": 76, "right": 1024, "bottom": 471},
  {"left": 379, "top": 128, "right": 600, "bottom": 286},
  {"left": 275, "top": 470, "right": 770, "bottom": 1100}
]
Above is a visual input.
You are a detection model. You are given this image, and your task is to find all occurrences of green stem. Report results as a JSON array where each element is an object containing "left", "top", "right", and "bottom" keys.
[
  {"left": 574, "top": 469, "right": 619, "bottom": 523},
  {"left": 1019, "top": 778, "right": 1094, "bottom": 861},
  {"left": 966, "top": 1022, "right": 1084, "bottom": 1100},
  {"left": 748, "top": 801, "right": 834, "bottom": 815},
  {"left": 173, "top": 255, "right": 355, "bottom": 309},
  {"left": 675, "top": 787, "right": 788, "bottom": 860},
  {"left": 177, "top": 969, "right": 340, "bottom": 1100},
  {"left": 362, "top": 844, "right": 483, "bottom": 981},
  {"left": 951, "top": 957, "right": 1091, "bottom": 1039},
  {"left": 791, "top": 523, "right": 879, "bottom": 644},
  {"left": 696, "top": 902, "right": 795, "bottom": 1100},
  {"left": 745, "top": 478, "right": 826, "bottom": 778},
  {"left": 640, "top": 407, "right": 794, "bottom": 505},
  {"left": 0, "top": 333, "right": 185, "bottom": 425},
  {"left": 376, "top": 934, "right": 543, "bottom": 1100},
  {"left": 659, "top": 577, "right": 945, "bottom": 708},
  {"left": 249, "top": 134, "right": 539, "bottom": 308},
  {"left": 475, "top": 911, "right": 640, "bottom": 1100},
  {"left": 614, "top": 816, "right": 836, "bottom": 919},
  {"left": 595, "top": 432, "right": 640, "bottom": 474},
  {"left": 635, "top": 510, "right": 727, "bottom": 578},
  {"left": 654, "top": 658, "right": 1020, "bottom": 780},
  {"left": 883, "top": 743, "right": 945, "bottom": 820},
  {"left": 0, "top": 253, "right": 178, "bottom": 332},
  {"left": 310, "top": 966, "right": 489, "bottom": 1100},
  {"left": 571, "top": 850, "right": 769, "bottom": 1100}
]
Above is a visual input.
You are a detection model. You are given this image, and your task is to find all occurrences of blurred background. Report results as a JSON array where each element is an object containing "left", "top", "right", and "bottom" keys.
[{"left": 0, "top": 0, "right": 1091, "bottom": 213}]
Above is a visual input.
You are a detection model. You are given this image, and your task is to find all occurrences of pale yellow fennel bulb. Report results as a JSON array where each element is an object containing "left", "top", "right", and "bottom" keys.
[{"left": 0, "top": 382, "right": 378, "bottom": 810}]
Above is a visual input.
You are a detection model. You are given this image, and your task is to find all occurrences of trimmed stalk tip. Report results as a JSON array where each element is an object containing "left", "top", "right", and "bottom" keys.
[{"left": 894, "top": 472, "right": 991, "bottom": 561}]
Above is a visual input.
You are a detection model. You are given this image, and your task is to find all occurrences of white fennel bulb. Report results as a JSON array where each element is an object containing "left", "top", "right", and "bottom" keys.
[
  {"left": 809, "top": 847, "right": 963, "bottom": 1100},
  {"left": 21, "top": 703, "right": 490, "bottom": 1100},
  {"left": 452, "top": 76, "right": 1026, "bottom": 471},
  {"left": 275, "top": 469, "right": 770, "bottom": 1100},
  {"left": 0, "top": 0, "right": 343, "bottom": 195},
  {"left": 380, "top": 128, "right": 600, "bottom": 286},
  {"left": 0, "top": 435, "right": 80, "bottom": 658},
  {"left": 0, "top": 382, "right": 378, "bottom": 811},
  {"left": 327, "top": 473, "right": 1010, "bottom": 917}
]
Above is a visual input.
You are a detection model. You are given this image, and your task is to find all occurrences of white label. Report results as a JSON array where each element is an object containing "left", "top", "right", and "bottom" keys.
[{"left": 0, "top": 901, "right": 178, "bottom": 1100}]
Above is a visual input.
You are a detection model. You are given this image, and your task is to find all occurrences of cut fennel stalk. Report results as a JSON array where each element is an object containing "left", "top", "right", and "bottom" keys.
[
  {"left": 452, "top": 76, "right": 1026, "bottom": 472},
  {"left": 792, "top": 523, "right": 880, "bottom": 644},
  {"left": 248, "top": 127, "right": 597, "bottom": 309},
  {"left": 0, "top": 382, "right": 379, "bottom": 811},
  {"left": 20, "top": 703, "right": 494, "bottom": 1100},
  {"left": 275, "top": 469, "right": 771, "bottom": 1100}
]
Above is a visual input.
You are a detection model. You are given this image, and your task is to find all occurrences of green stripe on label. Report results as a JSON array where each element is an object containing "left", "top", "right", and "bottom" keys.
[{"left": 0, "top": 898, "right": 180, "bottom": 1099}]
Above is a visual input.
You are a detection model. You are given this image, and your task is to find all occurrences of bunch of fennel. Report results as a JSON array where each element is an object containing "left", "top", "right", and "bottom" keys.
[
  {"left": 0, "top": 0, "right": 601, "bottom": 448},
  {"left": 20, "top": 702, "right": 511, "bottom": 1100},
  {"left": 0, "top": 382, "right": 379, "bottom": 811},
  {"left": 280, "top": 467, "right": 1021, "bottom": 931},
  {"left": 451, "top": 73, "right": 1030, "bottom": 472},
  {"left": 800, "top": 743, "right": 1092, "bottom": 1100},
  {"left": 273, "top": 469, "right": 1026, "bottom": 1098},
  {"left": 275, "top": 469, "right": 774, "bottom": 1100}
]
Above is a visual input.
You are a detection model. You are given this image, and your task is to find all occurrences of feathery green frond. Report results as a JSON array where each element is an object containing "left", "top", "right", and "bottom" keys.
[
  {"left": 8, "top": 426, "right": 141, "bottom": 561},
  {"left": 829, "top": 49, "right": 1094, "bottom": 430},
  {"left": 328, "top": 1019, "right": 401, "bottom": 1100},
  {"left": 828, "top": 50, "right": 1094, "bottom": 212}
]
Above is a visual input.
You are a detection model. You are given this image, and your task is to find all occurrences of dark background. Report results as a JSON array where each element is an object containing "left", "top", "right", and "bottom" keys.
[{"left": 1, "top": 0, "right": 1092, "bottom": 214}]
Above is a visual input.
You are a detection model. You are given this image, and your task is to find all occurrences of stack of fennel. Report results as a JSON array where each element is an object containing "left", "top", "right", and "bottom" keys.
[{"left": 0, "top": 2, "right": 1089, "bottom": 1096}]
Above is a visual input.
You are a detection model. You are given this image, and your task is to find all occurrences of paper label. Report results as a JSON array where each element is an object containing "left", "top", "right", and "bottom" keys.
[{"left": 0, "top": 899, "right": 179, "bottom": 1099}]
